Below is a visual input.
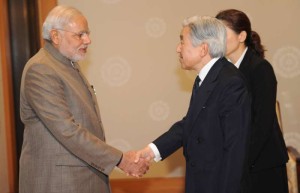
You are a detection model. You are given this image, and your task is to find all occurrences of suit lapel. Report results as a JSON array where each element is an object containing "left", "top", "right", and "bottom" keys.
[
  {"left": 188, "top": 58, "right": 226, "bottom": 128},
  {"left": 73, "top": 62, "right": 106, "bottom": 140},
  {"left": 239, "top": 49, "right": 252, "bottom": 74},
  {"left": 238, "top": 49, "right": 253, "bottom": 90}
]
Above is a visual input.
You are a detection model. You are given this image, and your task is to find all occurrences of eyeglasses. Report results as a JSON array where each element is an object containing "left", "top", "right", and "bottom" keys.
[{"left": 55, "top": 29, "right": 91, "bottom": 40}]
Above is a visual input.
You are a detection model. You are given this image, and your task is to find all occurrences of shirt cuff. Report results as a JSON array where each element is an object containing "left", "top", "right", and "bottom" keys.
[{"left": 148, "top": 143, "right": 162, "bottom": 162}]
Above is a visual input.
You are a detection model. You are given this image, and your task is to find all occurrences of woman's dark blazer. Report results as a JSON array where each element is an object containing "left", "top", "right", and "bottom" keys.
[{"left": 239, "top": 48, "right": 289, "bottom": 172}]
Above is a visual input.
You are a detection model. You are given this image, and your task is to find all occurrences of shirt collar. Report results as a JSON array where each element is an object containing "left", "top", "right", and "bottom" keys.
[
  {"left": 198, "top": 57, "right": 219, "bottom": 84},
  {"left": 234, "top": 47, "right": 248, "bottom": 68}
]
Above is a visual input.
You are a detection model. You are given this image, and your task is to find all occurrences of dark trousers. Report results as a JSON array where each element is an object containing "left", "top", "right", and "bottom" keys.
[{"left": 243, "top": 164, "right": 289, "bottom": 193}]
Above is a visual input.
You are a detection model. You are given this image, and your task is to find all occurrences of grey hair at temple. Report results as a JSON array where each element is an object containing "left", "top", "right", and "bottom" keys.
[
  {"left": 182, "top": 15, "right": 227, "bottom": 58},
  {"left": 42, "top": 5, "right": 83, "bottom": 41}
]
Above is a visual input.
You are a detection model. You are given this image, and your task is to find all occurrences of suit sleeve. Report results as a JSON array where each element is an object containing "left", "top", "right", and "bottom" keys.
[
  {"left": 152, "top": 82, "right": 197, "bottom": 159},
  {"left": 218, "top": 76, "right": 251, "bottom": 193},
  {"left": 23, "top": 64, "right": 122, "bottom": 175},
  {"left": 249, "top": 61, "right": 278, "bottom": 162},
  {"left": 152, "top": 118, "right": 185, "bottom": 160}
]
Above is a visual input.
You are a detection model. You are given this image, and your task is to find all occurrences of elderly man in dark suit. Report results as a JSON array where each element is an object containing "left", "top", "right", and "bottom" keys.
[
  {"left": 136, "top": 16, "right": 252, "bottom": 193},
  {"left": 19, "top": 5, "right": 149, "bottom": 193}
]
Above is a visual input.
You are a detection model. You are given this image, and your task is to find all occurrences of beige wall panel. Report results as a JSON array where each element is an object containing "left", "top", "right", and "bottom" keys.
[{"left": 57, "top": 0, "right": 300, "bottom": 178}]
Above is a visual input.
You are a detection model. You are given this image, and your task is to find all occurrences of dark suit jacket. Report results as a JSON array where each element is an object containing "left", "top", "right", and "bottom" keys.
[
  {"left": 153, "top": 58, "right": 251, "bottom": 193},
  {"left": 239, "top": 49, "right": 288, "bottom": 172}
]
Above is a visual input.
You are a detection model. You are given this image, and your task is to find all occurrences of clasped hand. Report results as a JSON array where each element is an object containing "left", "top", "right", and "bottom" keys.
[{"left": 117, "top": 146, "right": 155, "bottom": 178}]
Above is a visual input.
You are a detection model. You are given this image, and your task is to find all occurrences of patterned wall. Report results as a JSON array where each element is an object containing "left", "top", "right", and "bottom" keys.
[{"left": 57, "top": 0, "right": 300, "bottom": 178}]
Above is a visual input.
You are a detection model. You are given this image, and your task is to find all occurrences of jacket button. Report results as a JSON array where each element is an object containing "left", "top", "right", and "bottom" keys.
[{"left": 191, "top": 162, "right": 195, "bottom": 167}]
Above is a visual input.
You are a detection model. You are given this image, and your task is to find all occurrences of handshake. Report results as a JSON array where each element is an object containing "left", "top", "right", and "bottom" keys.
[{"left": 117, "top": 145, "right": 155, "bottom": 177}]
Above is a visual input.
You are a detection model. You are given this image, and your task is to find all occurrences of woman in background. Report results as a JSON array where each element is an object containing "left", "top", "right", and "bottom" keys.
[{"left": 216, "top": 9, "right": 289, "bottom": 193}]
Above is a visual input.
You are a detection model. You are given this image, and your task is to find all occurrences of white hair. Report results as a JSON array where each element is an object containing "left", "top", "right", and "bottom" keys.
[
  {"left": 182, "top": 15, "right": 227, "bottom": 58},
  {"left": 42, "top": 5, "right": 83, "bottom": 41}
]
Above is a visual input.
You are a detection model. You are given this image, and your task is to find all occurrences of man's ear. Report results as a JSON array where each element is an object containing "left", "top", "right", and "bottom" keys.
[
  {"left": 239, "top": 31, "right": 247, "bottom": 43},
  {"left": 50, "top": 30, "right": 60, "bottom": 45},
  {"left": 199, "top": 43, "right": 209, "bottom": 57}
]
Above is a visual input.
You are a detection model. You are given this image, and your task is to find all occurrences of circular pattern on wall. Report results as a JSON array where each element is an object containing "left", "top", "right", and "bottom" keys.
[
  {"left": 108, "top": 138, "right": 132, "bottom": 152},
  {"left": 284, "top": 131, "right": 300, "bottom": 151},
  {"left": 148, "top": 100, "right": 170, "bottom": 121},
  {"left": 101, "top": 56, "right": 132, "bottom": 87},
  {"left": 272, "top": 46, "right": 300, "bottom": 78},
  {"left": 145, "top": 17, "right": 167, "bottom": 38},
  {"left": 101, "top": 0, "right": 121, "bottom": 4}
]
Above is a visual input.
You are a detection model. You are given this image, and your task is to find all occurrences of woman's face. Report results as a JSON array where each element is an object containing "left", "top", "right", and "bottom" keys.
[{"left": 222, "top": 21, "right": 246, "bottom": 63}]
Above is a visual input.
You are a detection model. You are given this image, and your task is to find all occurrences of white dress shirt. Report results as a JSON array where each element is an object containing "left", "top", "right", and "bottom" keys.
[{"left": 233, "top": 47, "right": 248, "bottom": 69}]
